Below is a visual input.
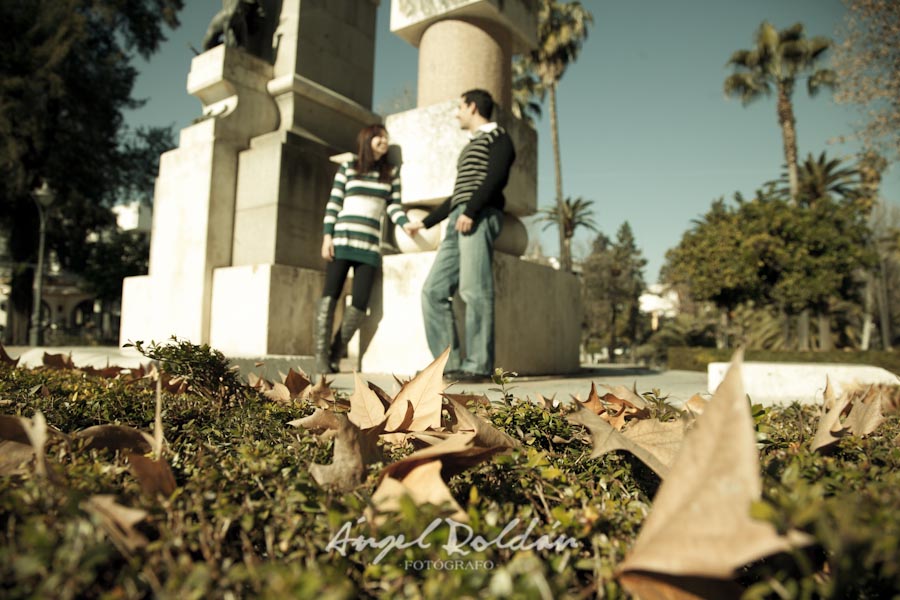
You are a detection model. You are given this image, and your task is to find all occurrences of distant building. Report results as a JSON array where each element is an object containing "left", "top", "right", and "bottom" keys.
[{"left": 639, "top": 283, "right": 680, "bottom": 330}]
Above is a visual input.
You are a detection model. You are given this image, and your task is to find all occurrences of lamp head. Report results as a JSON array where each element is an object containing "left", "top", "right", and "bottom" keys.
[{"left": 32, "top": 181, "right": 55, "bottom": 208}]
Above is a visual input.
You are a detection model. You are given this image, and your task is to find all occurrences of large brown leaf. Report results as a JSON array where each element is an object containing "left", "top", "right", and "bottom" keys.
[
  {"left": 308, "top": 413, "right": 368, "bottom": 490},
  {"left": 618, "top": 351, "right": 811, "bottom": 590},
  {"left": 380, "top": 432, "right": 503, "bottom": 482},
  {"left": 371, "top": 460, "right": 467, "bottom": 522},
  {"left": 844, "top": 386, "right": 886, "bottom": 437},
  {"left": 567, "top": 408, "right": 681, "bottom": 478},
  {"left": 289, "top": 410, "right": 383, "bottom": 491},
  {"left": 348, "top": 372, "right": 386, "bottom": 429},
  {"left": 128, "top": 454, "right": 177, "bottom": 496},
  {"left": 445, "top": 397, "right": 518, "bottom": 449},
  {"left": 75, "top": 425, "right": 153, "bottom": 455},
  {"left": 393, "top": 347, "right": 450, "bottom": 431}
]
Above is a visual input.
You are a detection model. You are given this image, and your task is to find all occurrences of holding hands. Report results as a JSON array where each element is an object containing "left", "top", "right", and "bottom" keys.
[{"left": 403, "top": 221, "right": 423, "bottom": 236}]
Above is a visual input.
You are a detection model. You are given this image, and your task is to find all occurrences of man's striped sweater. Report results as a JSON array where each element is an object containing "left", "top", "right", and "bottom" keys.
[
  {"left": 323, "top": 161, "right": 409, "bottom": 266},
  {"left": 423, "top": 123, "right": 516, "bottom": 228}
]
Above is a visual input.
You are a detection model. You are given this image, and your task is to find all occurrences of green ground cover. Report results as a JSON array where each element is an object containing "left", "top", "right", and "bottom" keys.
[{"left": 1, "top": 341, "right": 899, "bottom": 599}]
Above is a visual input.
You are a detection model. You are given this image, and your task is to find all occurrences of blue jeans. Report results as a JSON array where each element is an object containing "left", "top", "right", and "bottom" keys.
[{"left": 422, "top": 205, "right": 503, "bottom": 374}]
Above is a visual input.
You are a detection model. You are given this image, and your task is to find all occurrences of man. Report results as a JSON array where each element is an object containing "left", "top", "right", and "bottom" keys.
[{"left": 407, "top": 89, "right": 516, "bottom": 383}]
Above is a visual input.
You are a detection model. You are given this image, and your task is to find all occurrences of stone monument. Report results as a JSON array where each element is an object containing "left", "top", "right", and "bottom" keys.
[{"left": 120, "top": 0, "right": 381, "bottom": 355}]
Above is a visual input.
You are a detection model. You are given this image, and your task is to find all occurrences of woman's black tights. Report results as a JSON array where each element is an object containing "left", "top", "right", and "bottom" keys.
[{"left": 321, "top": 259, "right": 376, "bottom": 310}]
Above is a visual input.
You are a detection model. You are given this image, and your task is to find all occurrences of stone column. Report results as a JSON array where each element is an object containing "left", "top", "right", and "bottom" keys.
[{"left": 417, "top": 19, "right": 512, "bottom": 109}]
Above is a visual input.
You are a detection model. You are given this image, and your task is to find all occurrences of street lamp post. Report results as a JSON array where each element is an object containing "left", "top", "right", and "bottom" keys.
[{"left": 29, "top": 182, "right": 54, "bottom": 347}]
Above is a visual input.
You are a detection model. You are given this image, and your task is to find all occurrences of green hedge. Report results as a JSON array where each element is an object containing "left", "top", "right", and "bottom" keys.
[{"left": 667, "top": 347, "right": 900, "bottom": 375}]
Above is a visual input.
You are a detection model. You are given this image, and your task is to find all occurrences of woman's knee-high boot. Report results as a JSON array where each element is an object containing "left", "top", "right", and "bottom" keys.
[
  {"left": 329, "top": 305, "right": 366, "bottom": 371},
  {"left": 314, "top": 297, "right": 337, "bottom": 375}
]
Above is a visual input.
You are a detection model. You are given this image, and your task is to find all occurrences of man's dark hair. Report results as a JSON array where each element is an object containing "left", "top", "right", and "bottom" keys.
[{"left": 462, "top": 89, "right": 494, "bottom": 119}]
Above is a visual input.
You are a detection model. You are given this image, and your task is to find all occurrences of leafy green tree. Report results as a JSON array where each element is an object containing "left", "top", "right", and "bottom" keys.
[
  {"left": 522, "top": 0, "right": 592, "bottom": 272},
  {"left": 0, "top": 0, "right": 182, "bottom": 344},
  {"left": 610, "top": 222, "right": 648, "bottom": 360},
  {"left": 581, "top": 222, "right": 646, "bottom": 361},
  {"left": 662, "top": 199, "right": 762, "bottom": 322},
  {"left": 724, "top": 22, "right": 836, "bottom": 202},
  {"left": 537, "top": 195, "right": 598, "bottom": 269},
  {"left": 768, "top": 152, "right": 874, "bottom": 350}
]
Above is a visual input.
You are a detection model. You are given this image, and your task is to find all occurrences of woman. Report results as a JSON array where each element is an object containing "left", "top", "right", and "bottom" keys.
[{"left": 315, "top": 124, "right": 418, "bottom": 374}]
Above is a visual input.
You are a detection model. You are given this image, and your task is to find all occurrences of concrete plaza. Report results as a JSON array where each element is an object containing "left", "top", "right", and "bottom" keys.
[{"left": 6, "top": 345, "right": 709, "bottom": 407}]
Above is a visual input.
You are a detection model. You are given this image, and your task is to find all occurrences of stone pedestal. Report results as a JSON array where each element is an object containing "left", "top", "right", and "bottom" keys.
[
  {"left": 360, "top": 252, "right": 581, "bottom": 375},
  {"left": 121, "top": 3, "right": 380, "bottom": 353}
]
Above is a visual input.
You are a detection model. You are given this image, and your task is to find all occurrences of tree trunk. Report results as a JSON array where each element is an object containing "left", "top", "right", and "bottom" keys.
[
  {"left": 797, "top": 310, "right": 811, "bottom": 351},
  {"left": 861, "top": 272, "right": 874, "bottom": 350},
  {"left": 776, "top": 83, "right": 800, "bottom": 203},
  {"left": 877, "top": 255, "right": 893, "bottom": 350},
  {"left": 780, "top": 306, "right": 792, "bottom": 349},
  {"left": 608, "top": 303, "right": 618, "bottom": 364},
  {"left": 817, "top": 309, "right": 834, "bottom": 351},
  {"left": 716, "top": 308, "right": 728, "bottom": 349},
  {"left": 549, "top": 83, "right": 568, "bottom": 271}
]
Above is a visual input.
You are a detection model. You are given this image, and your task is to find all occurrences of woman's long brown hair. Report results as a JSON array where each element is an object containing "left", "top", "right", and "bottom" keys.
[{"left": 355, "top": 124, "right": 392, "bottom": 183}]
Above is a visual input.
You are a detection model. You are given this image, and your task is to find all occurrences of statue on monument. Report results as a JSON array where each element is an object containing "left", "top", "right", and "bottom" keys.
[{"left": 202, "top": 0, "right": 266, "bottom": 51}]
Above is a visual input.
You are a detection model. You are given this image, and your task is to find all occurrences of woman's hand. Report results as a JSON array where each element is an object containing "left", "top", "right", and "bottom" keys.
[
  {"left": 321, "top": 234, "right": 334, "bottom": 261},
  {"left": 403, "top": 221, "right": 423, "bottom": 236}
]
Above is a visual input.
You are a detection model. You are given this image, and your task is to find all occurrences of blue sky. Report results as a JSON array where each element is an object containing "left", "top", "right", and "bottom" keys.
[{"left": 126, "top": 0, "right": 899, "bottom": 283}]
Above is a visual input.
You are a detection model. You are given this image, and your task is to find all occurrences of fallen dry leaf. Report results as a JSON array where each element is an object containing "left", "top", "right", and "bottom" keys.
[
  {"left": 380, "top": 432, "right": 504, "bottom": 483},
  {"left": 844, "top": 386, "right": 886, "bottom": 437},
  {"left": 393, "top": 347, "right": 450, "bottom": 431},
  {"left": 42, "top": 352, "right": 75, "bottom": 370},
  {"left": 128, "top": 453, "right": 177, "bottom": 496},
  {"left": 282, "top": 368, "right": 312, "bottom": 398},
  {"left": 0, "top": 440, "right": 35, "bottom": 475},
  {"left": 445, "top": 397, "right": 518, "bottom": 449},
  {"left": 348, "top": 372, "right": 386, "bottom": 429},
  {"left": 384, "top": 398, "right": 414, "bottom": 433},
  {"left": 370, "top": 460, "right": 467, "bottom": 523},
  {"left": 289, "top": 410, "right": 383, "bottom": 491},
  {"left": 601, "top": 383, "right": 650, "bottom": 413},
  {"left": 617, "top": 351, "right": 812, "bottom": 593},
  {"left": 683, "top": 394, "right": 708, "bottom": 416},
  {"left": 567, "top": 408, "right": 680, "bottom": 478},
  {"left": 81, "top": 495, "right": 149, "bottom": 553},
  {"left": 811, "top": 394, "right": 851, "bottom": 452},
  {"left": 263, "top": 382, "right": 293, "bottom": 403},
  {"left": 75, "top": 425, "right": 153, "bottom": 455},
  {"left": 578, "top": 383, "right": 606, "bottom": 415},
  {"left": 308, "top": 414, "right": 368, "bottom": 490},
  {"left": 0, "top": 343, "right": 19, "bottom": 367}
]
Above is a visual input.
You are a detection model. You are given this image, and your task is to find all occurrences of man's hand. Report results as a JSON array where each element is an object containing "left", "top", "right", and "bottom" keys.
[
  {"left": 403, "top": 221, "right": 423, "bottom": 236},
  {"left": 454, "top": 214, "right": 474, "bottom": 233},
  {"left": 321, "top": 234, "right": 334, "bottom": 261}
]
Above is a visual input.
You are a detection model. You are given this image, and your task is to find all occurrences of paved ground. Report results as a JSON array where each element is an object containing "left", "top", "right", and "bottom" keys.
[{"left": 6, "top": 345, "right": 709, "bottom": 406}]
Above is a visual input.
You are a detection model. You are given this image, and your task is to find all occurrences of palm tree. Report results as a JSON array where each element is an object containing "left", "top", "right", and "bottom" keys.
[
  {"left": 537, "top": 196, "right": 599, "bottom": 269},
  {"left": 525, "top": 0, "right": 593, "bottom": 272},
  {"left": 724, "top": 22, "right": 836, "bottom": 202},
  {"left": 511, "top": 56, "right": 545, "bottom": 127},
  {"left": 772, "top": 151, "right": 861, "bottom": 204}
]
